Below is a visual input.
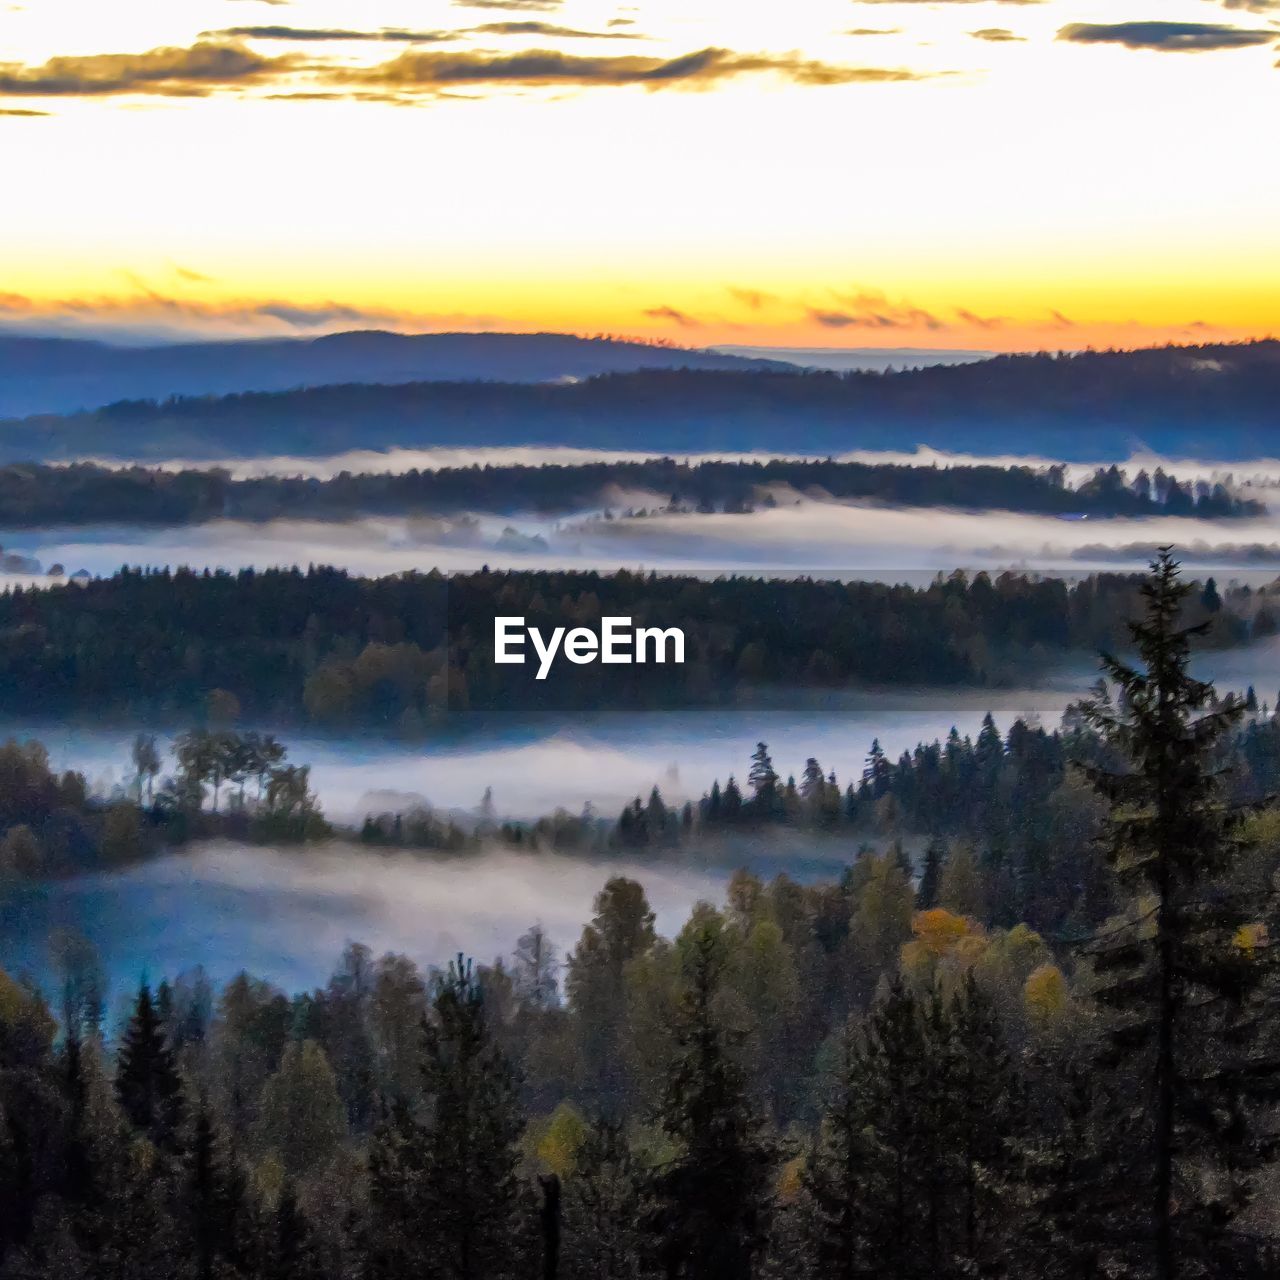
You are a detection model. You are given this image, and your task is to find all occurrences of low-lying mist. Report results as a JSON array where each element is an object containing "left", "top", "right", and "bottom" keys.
[
  {"left": 6, "top": 495, "right": 1280, "bottom": 586},
  {"left": 81, "top": 445, "right": 1280, "bottom": 492},
  {"left": 11, "top": 635, "right": 1278, "bottom": 826},
  {"left": 2, "top": 840, "right": 726, "bottom": 997}
]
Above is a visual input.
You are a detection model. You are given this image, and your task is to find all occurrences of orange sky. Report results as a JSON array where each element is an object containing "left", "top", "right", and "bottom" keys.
[{"left": 1, "top": 0, "right": 1277, "bottom": 349}]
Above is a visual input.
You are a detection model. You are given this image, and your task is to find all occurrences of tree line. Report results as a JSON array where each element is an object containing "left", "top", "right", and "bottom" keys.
[
  {"left": 0, "top": 729, "right": 325, "bottom": 884},
  {"left": 3, "top": 553, "right": 1280, "bottom": 1276},
  {"left": 0, "top": 565, "right": 1262, "bottom": 725},
  {"left": 0, "top": 457, "right": 1257, "bottom": 528},
  {"left": 5, "top": 338, "right": 1278, "bottom": 461}
]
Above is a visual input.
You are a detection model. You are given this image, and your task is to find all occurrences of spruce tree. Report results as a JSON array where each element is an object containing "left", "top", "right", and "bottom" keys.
[
  {"left": 803, "top": 1018, "right": 876, "bottom": 1279},
  {"left": 114, "top": 982, "right": 184, "bottom": 1153},
  {"left": 561, "top": 1120, "right": 648, "bottom": 1280},
  {"left": 183, "top": 1096, "right": 248, "bottom": 1280},
  {"left": 748, "top": 743, "right": 780, "bottom": 818},
  {"left": 648, "top": 915, "right": 774, "bottom": 1280},
  {"left": 856, "top": 977, "right": 929, "bottom": 1277},
  {"left": 944, "top": 972, "right": 1021, "bottom": 1273},
  {"left": 1080, "top": 548, "right": 1280, "bottom": 1278},
  {"left": 364, "top": 1097, "right": 428, "bottom": 1279},
  {"left": 419, "top": 956, "right": 526, "bottom": 1280},
  {"left": 916, "top": 837, "right": 944, "bottom": 909}
]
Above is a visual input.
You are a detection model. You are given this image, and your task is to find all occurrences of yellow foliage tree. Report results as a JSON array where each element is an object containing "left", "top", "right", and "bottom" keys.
[
  {"left": 536, "top": 1101, "right": 588, "bottom": 1179},
  {"left": 1024, "top": 962, "right": 1069, "bottom": 1029}
]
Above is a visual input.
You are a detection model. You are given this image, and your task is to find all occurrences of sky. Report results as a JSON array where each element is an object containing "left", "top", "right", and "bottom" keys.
[{"left": 1, "top": 0, "right": 1277, "bottom": 350}]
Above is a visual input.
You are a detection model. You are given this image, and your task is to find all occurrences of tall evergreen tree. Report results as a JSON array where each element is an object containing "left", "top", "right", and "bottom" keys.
[
  {"left": 803, "top": 1018, "right": 876, "bottom": 1279},
  {"left": 418, "top": 956, "right": 527, "bottom": 1280},
  {"left": 748, "top": 743, "right": 781, "bottom": 817},
  {"left": 1080, "top": 548, "right": 1280, "bottom": 1278},
  {"left": 561, "top": 1120, "right": 649, "bottom": 1280},
  {"left": 916, "top": 837, "right": 945, "bottom": 909},
  {"left": 648, "top": 915, "right": 774, "bottom": 1280},
  {"left": 364, "top": 1097, "right": 428, "bottom": 1279},
  {"left": 183, "top": 1096, "right": 248, "bottom": 1280},
  {"left": 114, "top": 982, "right": 184, "bottom": 1153}
]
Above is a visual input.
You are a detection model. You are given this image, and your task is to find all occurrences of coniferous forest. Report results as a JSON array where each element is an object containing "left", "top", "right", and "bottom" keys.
[
  {"left": 5, "top": 553, "right": 1280, "bottom": 1278},
  {"left": 0, "top": 457, "right": 1257, "bottom": 526},
  {"left": 0, "top": 564, "right": 1265, "bottom": 723}
]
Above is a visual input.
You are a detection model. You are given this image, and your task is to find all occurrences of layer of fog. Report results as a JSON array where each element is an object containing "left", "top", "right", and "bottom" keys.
[
  {"left": 73, "top": 445, "right": 1280, "bottom": 489},
  {"left": 12, "top": 635, "right": 1279, "bottom": 829},
  {"left": 9, "top": 638, "right": 1279, "bottom": 997},
  {"left": 8, "top": 492, "right": 1280, "bottom": 587},
  {"left": 1, "top": 841, "right": 727, "bottom": 995}
]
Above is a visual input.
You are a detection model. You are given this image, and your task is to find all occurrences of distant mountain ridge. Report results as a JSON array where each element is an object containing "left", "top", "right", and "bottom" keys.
[
  {"left": 2, "top": 338, "right": 1278, "bottom": 463},
  {"left": 0, "top": 329, "right": 790, "bottom": 418}
]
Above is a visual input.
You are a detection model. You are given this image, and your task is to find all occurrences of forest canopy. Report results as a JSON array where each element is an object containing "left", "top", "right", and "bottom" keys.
[
  {"left": 0, "top": 564, "right": 1263, "bottom": 724},
  {"left": 0, "top": 457, "right": 1257, "bottom": 526},
  {"left": 4, "top": 555, "right": 1280, "bottom": 1277}
]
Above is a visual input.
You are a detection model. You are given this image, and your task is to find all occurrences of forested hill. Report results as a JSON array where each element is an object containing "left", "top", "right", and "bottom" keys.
[
  {"left": 1, "top": 339, "right": 1277, "bottom": 462},
  {"left": 0, "top": 565, "right": 1259, "bottom": 723},
  {"left": 0, "top": 457, "right": 1258, "bottom": 527},
  {"left": 0, "top": 330, "right": 788, "bottom": 418}
]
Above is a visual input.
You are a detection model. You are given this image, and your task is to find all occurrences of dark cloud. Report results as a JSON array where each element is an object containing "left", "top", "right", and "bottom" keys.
[
  {"left": 206, "top": 26, "right": 452, "bottom": 44},
  {"left": 0, "top": 40, "right": 292, "bottom": 97},
  {"left": 335, "top": 46, "right": 933, "bottom": 93},
  {"left": 970, "top": 28, "right": 1024, "bottom": 42},
  {"left": 643, "top": 305, "right": 701, "bottom": 328},
  {"left": 1048, "top": 309, "right": 1075, "bottom": 329},
  {"left": 819, "top": 291, "right": 946, "bottom": 331},
  {"left": 954, "top": 308, "right": 1006, "bottom": 330},
  {"left": 0, "top": 35, "right": 933, "bottom": 107},
  {"left": 1217, "top": 0, "right": 1280, "bottom": 11},
  {"left": 0, "top": 107, "right": 48, "bottom": 115},
  {"left": 470, "top": 21, "right": 640, "bottom": 39},
  {"left": 846, "top": 27, "right": 902, "bottom": 36},
  {"left": 0, "top": 289, "right": 500, "bottom": 339},
  {"left": 608, "top": 18, "right": 636, "bottom": 27},
  {"left": 1057, "top": 21, "right": 1277, "bottom": 51},
  {"left": 256, "top": 302, "right": 382, "bottom": 326},
  {"left": 807, "top": 305, "right": 945, "bottom": 332}
]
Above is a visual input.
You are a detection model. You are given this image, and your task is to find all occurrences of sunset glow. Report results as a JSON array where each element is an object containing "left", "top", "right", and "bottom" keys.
[{"left": 2, "top": 0, "right": 1277, "bottom": 349}]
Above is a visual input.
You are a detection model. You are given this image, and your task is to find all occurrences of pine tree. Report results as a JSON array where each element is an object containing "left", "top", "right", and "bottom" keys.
[
  {"left": 59, "top": 1031, "right": 99, "bottom": 1212},
  {"left": 648, "top": 915, "right": 774, "bottom": 1280},
  {"left": 561, "top": 1120, "right": 648, "bottom": 1280},
  {"left": 916, "top": 837, "right": 944, "bottom": 909},
  {"left": 1080, "top": 548, "right": 1280, "bottom": 1278},
  {"left": 1014, "top": 1051, "right": 1112, "bottom": 1280},
  {"left": 856, "top": 977, "right": 929, "bottom": 1277},
  {"left": 419, "top": 956, "right": 527, "bottom": 1280},
  {"left": 863, "top": 740, "right": 890, "bottom": 799},
  {"left": 364, "top": 1097, "right": 428, "bottom": 1279},
  {"left": 183, "top": 1096, "right": 248, "bottom": 1280},
  {"left": 803, "top": 1018, "right": 876, "bottom": 1279},
  {"left": 748, "top": 743, "right": 780, "bottom": 817},
  {"left": 945, "top": 972, "right": 1021, "bottom": 1273},
  {"left": 799, "top": 758, "right": 826, "bottom": 813},
  {"left": 114, "top": 982, "right": 184, "bottom": 1152}
]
